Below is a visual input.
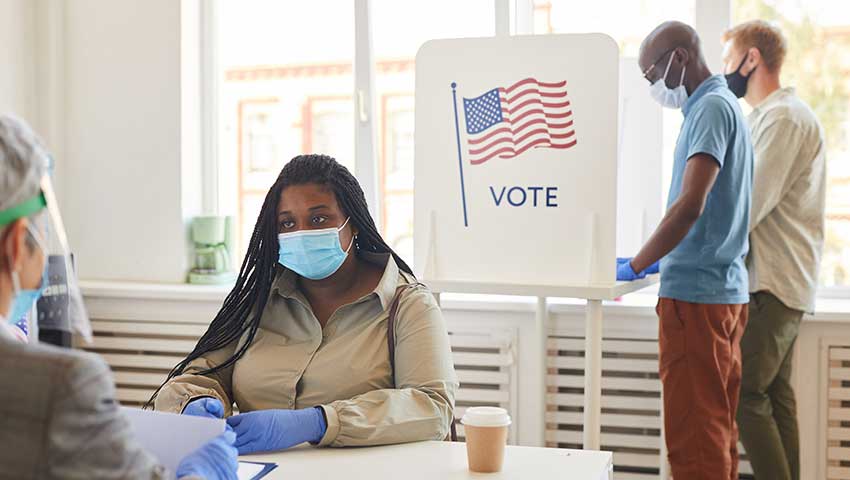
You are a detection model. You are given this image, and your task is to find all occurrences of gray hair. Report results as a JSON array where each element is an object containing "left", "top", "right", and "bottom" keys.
[{"left": 0, "top": 114, "right": 50, "bottom": 214}]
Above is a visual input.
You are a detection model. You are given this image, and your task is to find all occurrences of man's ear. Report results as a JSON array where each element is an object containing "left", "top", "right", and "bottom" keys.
[
  {"left": 674, "top": 47, "right": 690, "bottom": 66},
  {"left": 747, "top": 47, "right": 762, "bottom": 74}
]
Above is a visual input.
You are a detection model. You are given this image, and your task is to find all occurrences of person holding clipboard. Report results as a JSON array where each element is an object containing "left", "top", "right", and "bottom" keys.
[{"left": 0, "top": 114, "right": 237, "bottom": 480}]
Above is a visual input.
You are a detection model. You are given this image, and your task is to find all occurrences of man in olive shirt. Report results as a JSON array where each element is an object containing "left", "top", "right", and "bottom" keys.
[{"left": 722, "top": 21, "right": 827, "bottom": 480}]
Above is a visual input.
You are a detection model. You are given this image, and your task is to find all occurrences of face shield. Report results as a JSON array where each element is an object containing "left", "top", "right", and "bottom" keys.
[{"left": 25, "top": 176, "right": 92, "bottom": 345}]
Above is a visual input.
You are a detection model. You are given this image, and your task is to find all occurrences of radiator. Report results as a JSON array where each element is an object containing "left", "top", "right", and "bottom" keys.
[{"left": 81, "top": 317, "right": 519, "bottom": 444}]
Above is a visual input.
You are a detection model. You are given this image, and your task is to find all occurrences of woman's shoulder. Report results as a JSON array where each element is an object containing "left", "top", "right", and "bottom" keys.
[{"left": 393, "top": 275, "right": 441, "bottom": 321}]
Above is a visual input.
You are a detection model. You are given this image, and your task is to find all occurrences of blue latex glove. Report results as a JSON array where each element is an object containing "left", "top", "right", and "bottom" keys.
[
  {"left": 617, "top": 257, "right": 660, "bottom": 281},
  {"left": 226, "top": 407, "right": 327, "bottom": 455},
  {"left": 176, "top": 430, "right": 238, "bottom": 480},
  {"left": 616, "top": 257, "right": 646, "bottom": 281},
  {"left": 645, "top": 260, "right": 660, "bottom": 275},
  {"left": 183, "top": 397, "right": 224, "bottom": 419}
]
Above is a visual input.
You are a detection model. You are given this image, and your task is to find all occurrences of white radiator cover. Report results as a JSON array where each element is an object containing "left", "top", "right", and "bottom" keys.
[
  {"left": 827, "top": 346, "right": 850, "bottom": 480},
  {"left": 545, "top": 334, "right": 753, "bottom": 479}
]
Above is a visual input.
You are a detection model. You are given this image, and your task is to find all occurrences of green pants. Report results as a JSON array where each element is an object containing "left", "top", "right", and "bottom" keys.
[{"left": 737, "top": 291, "right": 803, "bottom": 480}]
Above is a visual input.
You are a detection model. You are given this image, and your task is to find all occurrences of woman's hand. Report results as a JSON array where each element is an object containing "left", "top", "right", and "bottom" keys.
[
  {"left": 182, "top": 397, "right": 224, "bottom": 419},
  {"left": 226, "top": 407, "right": 327, "bottom": 454}
]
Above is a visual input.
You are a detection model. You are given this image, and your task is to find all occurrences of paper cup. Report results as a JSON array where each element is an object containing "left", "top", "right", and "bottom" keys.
[{"left": 461, "top": 407, "right": 511, "bottom": 473}]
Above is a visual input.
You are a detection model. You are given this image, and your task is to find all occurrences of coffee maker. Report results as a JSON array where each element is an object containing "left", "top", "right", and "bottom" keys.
[{"left": 188, "top": 215, "right": 237, "bottom": 285}]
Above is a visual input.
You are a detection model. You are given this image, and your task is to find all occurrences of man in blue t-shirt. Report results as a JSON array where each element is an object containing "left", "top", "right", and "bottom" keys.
[{"left": 618, "top": 21, "right": 754, "bottom": 480}]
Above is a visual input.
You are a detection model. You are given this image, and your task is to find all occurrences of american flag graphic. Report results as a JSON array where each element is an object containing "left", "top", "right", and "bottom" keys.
[{"left": 462, "top": 78, "right": 576, "bottom": 165}]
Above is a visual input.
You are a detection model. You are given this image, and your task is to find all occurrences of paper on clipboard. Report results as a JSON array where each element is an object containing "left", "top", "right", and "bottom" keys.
[
  {"left": 121, "top": 407, "right": 225, "bottom": 478},
  {"left": 238, "top": 462, "right": 267, "bottom": 480},
  {"left": 238, "top": 461, "right": 277, "bottom": 480}
]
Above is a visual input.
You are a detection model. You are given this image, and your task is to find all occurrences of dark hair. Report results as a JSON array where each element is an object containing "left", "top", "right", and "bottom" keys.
[{"left": 144, "top": 154, "right": 412, "bottom": 408}]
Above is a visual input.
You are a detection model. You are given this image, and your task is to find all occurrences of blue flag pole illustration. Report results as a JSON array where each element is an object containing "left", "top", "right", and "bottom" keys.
[{"left": 451, "top": 82, "right": 469, "bottom": 227}]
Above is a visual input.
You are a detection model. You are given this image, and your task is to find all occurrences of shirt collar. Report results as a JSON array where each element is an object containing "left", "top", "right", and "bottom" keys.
[
  {"left": 272, "top": 251, "right": 403, "bottom": 310},
  {"left": 751, "top": 86, "right": 795, "bottom": 115},
  {"left": 372, "top": 253, "right": 403, "bottom": 310},
  {"left": 682, "top": 74, "right": 727, "bottom": 117}
]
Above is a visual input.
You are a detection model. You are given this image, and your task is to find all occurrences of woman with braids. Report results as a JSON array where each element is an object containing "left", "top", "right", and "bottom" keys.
[{"left": 151, "top": 154, "right": 458, "bottom": 454}]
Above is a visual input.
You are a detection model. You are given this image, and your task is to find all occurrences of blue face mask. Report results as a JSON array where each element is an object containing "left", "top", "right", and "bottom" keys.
[
  {"left": 277, "top": 217, "right": 354, "bottom": 280},
  {"left": 8, "top": 261, "right": 47, "bottom": 325}
]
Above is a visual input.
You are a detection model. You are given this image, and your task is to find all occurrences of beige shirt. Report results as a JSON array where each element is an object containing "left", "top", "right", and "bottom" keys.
[
  {"left": 0, "top": 335, "right": 170, "bottom": 480},
  {"left": 747, "top": 87, "right": 826, "bottom": 313},
  {"left": 155, "top": 253, "right": 459, "bottom": 447}
]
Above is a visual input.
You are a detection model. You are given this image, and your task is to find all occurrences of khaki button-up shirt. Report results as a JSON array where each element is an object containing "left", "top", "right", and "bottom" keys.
[
  {"left": 155, "top": 253, "right": 458, "bottom": 447},
  {"left": 747, "top": 87, "right": 826, "bottom": 313}
]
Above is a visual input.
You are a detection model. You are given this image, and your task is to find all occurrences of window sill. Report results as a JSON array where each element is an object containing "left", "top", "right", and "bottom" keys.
[{"left": 79, "top": 280, "right": 850, "bottom": 322}]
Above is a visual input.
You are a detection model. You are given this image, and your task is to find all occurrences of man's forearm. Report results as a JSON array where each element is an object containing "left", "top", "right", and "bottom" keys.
[
  {"left": 629, "top": 153, "right": 719, "bottom": 275},
  {"left": 631, "top": 199, "right": 701, "bottom": 273}
]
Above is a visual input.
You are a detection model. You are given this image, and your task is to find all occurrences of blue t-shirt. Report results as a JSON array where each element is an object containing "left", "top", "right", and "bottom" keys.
[{"left": 659, "top": 75, "right": 753, "bottom": 304}]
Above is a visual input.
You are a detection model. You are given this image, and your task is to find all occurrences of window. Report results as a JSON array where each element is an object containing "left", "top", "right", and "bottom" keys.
[
  {"left": 371, "top": 0, "right": 494, "bottom": 264},
  {"left": 734, "top": 0, "right": 850, "bottom": 287},
  {"left": 217, "top": 0, "right": 354, "bottom": 254},
  {"left": 218, "top": 0, "right": 493, "bottom": 262},
  {"left": 533, "top": 0, "right": 695, "bottom": 56}
]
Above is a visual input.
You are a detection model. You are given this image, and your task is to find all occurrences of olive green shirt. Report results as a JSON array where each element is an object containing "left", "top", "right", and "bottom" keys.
[
  {"left": 747, "top": 87, "right": 826, "bottom": 313},
  {"left": 155, "top": 253, "right": 458, "bottom": 447}
]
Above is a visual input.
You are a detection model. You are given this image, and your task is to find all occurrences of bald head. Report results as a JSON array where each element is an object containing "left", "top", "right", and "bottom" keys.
[
  {"left": 641, "top": 22, "right": 701, "bottom": 63},
  {"left": 639, "top": 21, "right": 711, "bottom": 93}
]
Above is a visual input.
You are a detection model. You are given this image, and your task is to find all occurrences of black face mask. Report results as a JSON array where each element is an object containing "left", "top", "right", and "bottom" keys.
[{"left": 725, "top": 54, "right": 755, "bottom": 98}]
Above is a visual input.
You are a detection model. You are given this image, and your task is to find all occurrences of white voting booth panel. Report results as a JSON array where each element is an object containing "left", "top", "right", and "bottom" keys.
[
  {"left": 413, "top": 34, "right": 660, "bottom": 453},
  {"left": 617, "top": 58, "right": 663, "bottom": 257},
  {"left": 414, "top": 34, "right": 618, "bottom": 287}
]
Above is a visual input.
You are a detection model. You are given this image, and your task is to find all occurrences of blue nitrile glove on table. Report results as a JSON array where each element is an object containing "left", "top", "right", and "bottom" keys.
[
  {"left": 176, "top": 430, "right": 238, "bottom": 480},
  {"left": 183, "top": 397, "right": 225, "bottom": 419},
  {"left": 616, "top": 257, "right": 660, "bottom": 281},
  {"left": 226, "top": 407, "right": 327, "bottom": 455}
]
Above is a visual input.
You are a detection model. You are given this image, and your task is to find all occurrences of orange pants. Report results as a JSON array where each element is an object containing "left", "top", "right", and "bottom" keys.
[{"left": 657, "top": 298, "right": 748, "bottom": 480}]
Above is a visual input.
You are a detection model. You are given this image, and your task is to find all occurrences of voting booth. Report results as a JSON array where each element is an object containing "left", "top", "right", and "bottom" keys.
[
  {"left": 415, "top": 33, "right": 619, "bottom": 286},
  {"left": 414, "top": 34, "right": 661, "bottom": 450}
]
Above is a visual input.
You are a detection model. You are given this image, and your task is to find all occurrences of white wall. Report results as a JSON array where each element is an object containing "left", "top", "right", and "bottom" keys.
[
  {"left": 696, "top": 0, "right": 732, "bottom": 71},
  {"left": 0, "top": 0, "right": 37, "bottom": 123},
  {"left": 60, "top": 0, "right": 200, "bottom": 283}
]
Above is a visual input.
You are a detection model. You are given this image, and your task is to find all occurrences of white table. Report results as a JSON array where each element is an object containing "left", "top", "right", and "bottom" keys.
[
  {"left": 430, "top": 276, "right": 658, "bottom": 449},
  {"left": 241, "top": 441, "right": 613, "bottom": 479}
]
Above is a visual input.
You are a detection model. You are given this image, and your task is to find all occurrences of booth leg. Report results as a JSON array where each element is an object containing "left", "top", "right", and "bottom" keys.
[
  {"left": 533, "top": 296, "right": 548, "bottom": 447},
  {"left": 583, "top": 299, "right": 603, "bottom": 450}
]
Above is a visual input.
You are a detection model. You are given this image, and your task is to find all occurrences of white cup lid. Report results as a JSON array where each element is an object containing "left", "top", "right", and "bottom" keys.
[{"left": 460, "top": 407, "right": 512, "bottom": 427}]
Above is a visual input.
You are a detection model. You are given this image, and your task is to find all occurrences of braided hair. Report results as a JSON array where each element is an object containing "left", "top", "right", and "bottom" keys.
[{"left": 144, "top": 154, "right": 412, "bottom": 408}]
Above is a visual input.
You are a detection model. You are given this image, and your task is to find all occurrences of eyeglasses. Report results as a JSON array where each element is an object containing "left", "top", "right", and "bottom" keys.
[{"left": 642, "top": 48, "right": 677, "bottom": 84}]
